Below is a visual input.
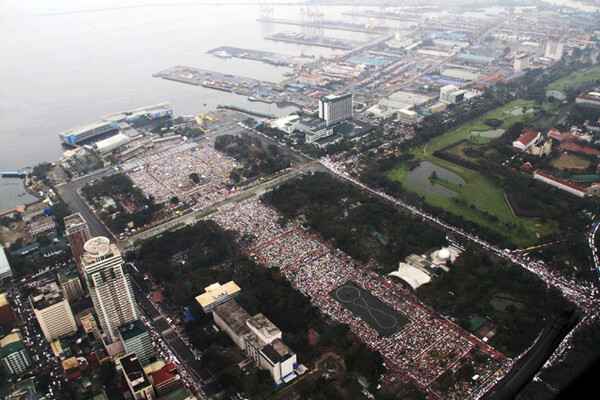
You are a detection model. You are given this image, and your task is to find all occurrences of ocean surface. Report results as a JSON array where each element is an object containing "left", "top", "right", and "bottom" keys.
[{"left": 0, "top": 0, "right": 378, "bottom": 210}]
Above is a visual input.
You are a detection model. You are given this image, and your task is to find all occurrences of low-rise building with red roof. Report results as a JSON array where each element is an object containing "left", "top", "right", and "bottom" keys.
[
  {"left": 512, "top": 129, "right": 541, "bottom": 151},
  {"left": 548, "top": 128, "right": 577, "bottom": 142},
  {"left": 150, "top": 362, "right": 184, "bottom": 396},
  {"left": 533, "top": 170, "right": 589, "bottom": 198},
  {"left": 559, "top": 141, "right": 599, "bottom": 157},
  {"left": 576, "top": 92, "right": 600, "bottom": 108}
]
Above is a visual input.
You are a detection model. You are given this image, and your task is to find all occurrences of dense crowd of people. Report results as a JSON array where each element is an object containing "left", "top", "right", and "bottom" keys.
[
  {"left": 127, "top": 144, "right": 238, "bottom": 204},
  {"left": 209, "top": 198, "right": 511, "bottom": 399}
]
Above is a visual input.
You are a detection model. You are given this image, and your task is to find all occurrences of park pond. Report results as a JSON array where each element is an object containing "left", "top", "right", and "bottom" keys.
[
  {"left": 509, "top": 107, "right": 535, "bottom": 116},
  {"left": 406, "top": 161, "right": 466, "bottom": 198},
  {"left": 471, "top": 129, "right": 505, "bottom": 138},
  {"left": 546, "top": 90, "right": 567, "bottom": 100}
]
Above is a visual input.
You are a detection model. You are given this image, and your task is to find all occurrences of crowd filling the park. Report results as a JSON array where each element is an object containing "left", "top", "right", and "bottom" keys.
[
  {"left": 104, "top": 139, "right": 597, "bottom": 398},
  {"left": 209, "top": 198, "right": 512, "bottom": 399},
  {"left": 127, "top": 145, "right": 238, "bottom": 205}
]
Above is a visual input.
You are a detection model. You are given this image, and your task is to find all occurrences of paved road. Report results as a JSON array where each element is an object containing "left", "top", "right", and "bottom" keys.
[
  {"left": 56, "top": 169, "right": 116, "bottom": 239},
  {"left": 129, "top": 277, "right": 214, "bottom": 384},
  {"left": 117, "top": 160, "right": 324, "bottom": 251}
]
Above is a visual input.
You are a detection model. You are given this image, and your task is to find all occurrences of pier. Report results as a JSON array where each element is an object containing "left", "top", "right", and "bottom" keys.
[
  {"left": 1, "top": 172, "right": 27, "bottom": 178},
  {"left": 342, "top": 10, "right": 421, "bottom": 23},
  {"left": 265, "top": 33, "right": 355, "bottom": 50},
  {"left": 207, "top": 46, "right": 312, "bottom": 67},
  {"left": 217, "top": 104, "right": 276, "bottom": 119},
  {"left": 154, "top": 66, "right": 267, "bottom": 96},
  {"left": 257, "top": 17, "right": 389, "bottom": 35},
  {"left": 1, "top": 168, "right": 31, "bottom": 178}
]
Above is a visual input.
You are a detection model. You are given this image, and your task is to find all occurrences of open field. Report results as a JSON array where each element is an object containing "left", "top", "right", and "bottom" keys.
[
  {"left": 389, "top": 100, "right": 560, "bottom": 246},
  {"left": 550, "top": 152, "right": 592, "bottom": 170},
  {"left": 545, "top": 66, "right": 600, "bottom": 93}
]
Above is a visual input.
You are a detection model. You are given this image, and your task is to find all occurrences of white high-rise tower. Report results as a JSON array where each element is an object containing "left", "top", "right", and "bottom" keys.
[
  {"left": 82, "top": 237, "right": 138, "bottom": 346},
  {"left": 318, "top": 93, "right": 353, "bottom": 126}
]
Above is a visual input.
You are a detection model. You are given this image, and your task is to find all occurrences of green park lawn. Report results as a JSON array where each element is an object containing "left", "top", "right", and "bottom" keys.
[
  {"left": 423, "top": 99, "right": 538, "bottom": 155},
  {"left": 546, "top": 66, "right": 600, "bottom": 93},
  {"left": 389, "top": 100, "right": 559, "bottom": 246}
]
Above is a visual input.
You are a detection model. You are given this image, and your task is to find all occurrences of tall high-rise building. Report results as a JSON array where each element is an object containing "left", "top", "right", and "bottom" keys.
[
  {"left": 0, "top": 330, "right": 32, "bottom": 376},
  {"left": 513, "top": 53, "right": 530, "bottom": 72},
  {"left": 318, "top": 93, "right": 353, "bottom": 126},
  {"left": 57, "top": 266, "right": 85, "bottom": 301},
  {"left": 64, "top": 213, "right": 91, "bottom": 285},
  {"left": 118, "top": 319, "right": 155, "bottom": 366},
  {"left": 545, "top": 41, "right": 564, "bottom": 61},
  {"left": 82, "top": 237, "right": 138, "bottom": 344},
  {"left": 29, "top": 283, "right": 78, "bottom": 342}
]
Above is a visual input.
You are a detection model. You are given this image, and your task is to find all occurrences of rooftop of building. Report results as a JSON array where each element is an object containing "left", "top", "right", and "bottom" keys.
[
  {"left": 559, "top": 141, "right": 600, "bottom": 156},
  {"left": 50, "top": 338, "right": 70, "bottom": 355},
  {"left": 27, "top": 215, "right": 56, "bottom": 228},
  {"left": 64, "top": 213, "right": 87, "bottom": 230},
  {"left": 572, "top": 174, "right": 600, "bottom": 183},
  {"left": 321, "top": 93, "right": 352, "bottom": 102},
  {"left": 299, "top": 72, "right": 322, "bottom": 79},
  {"left": 457, "top": 53, "right": 494, "bottom": 64},
  {"left": 59, "top": 120, "right": 115, "bottom": 138},
  {"left": 195, "top": 281, "right": 241, "bottom": 309},
  {"left": 514, "top": 129, "right": 539, "bottom": 146},
  {"left": 118, "top": 319, "right": 148, "bottom": 341},
  {"left": 213, "top": 300, "right": 251, "bottom": 337},
  {"left": 151, "top": 362, "right": 179, "bottom": 387},
  {"left": 95, "top": 133, "right": 131, "bottom": 150},
  {"left": 61, "top": 356, "right": 79, "bottom": 371},
  {"left": 157, "top": 387, "right": 190, "bottom": 400},
  {"left": 57, "top": 266, "right": 80, "bottom": 282},
  {"left": 548, "top": 130, "right": 576, "bottom": 141},
  {"left": 29, "top": 283, "right": 65, "bottom": 310},
  {"left": 244, "top": 331, "right": 265, "bottom": 353},
  {"left": 120, "top": 354, "right": 152, "bottom": 392},
  {"left": 298, "top": 117, "right": 327, "bottom": 129},
  {"left": 82, "top": 242, "right": 120, "bottom": 267},
  {"left": 0, "top": 293, "right": 8, "bottom": 307},
  {"left": 389, "top": 263, "right": 431, "bottom": 290},
  {"left": 314, "top": 134, "right": 341, "bottom": 146},
  {"left": 578, "top": 92, "right": 600, "bottom": 101},
  {"left": 260, "top": 338, "right": 294, "bottom": 365},
  {"left": 0, "top": 330, "right": 26, "bottom": 356},
  {"left": 23, "top": 201, "right": 48, "bottom": 216},
  {"left": 534, "top": 170, "right": 588, "bottom": 193}
]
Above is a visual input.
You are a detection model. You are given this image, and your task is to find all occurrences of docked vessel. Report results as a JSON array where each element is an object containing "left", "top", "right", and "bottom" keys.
[{"left": 58, "top": 102, "right": 173, "bottom": 146}]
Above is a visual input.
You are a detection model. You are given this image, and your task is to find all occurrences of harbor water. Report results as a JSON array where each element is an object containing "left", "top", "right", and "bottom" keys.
[
  {"left": 0, "top": 0, "right": 510, "bottom": 210},
  {"left": 0, "top": 0, "right": 375, "bottom": 210}
]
